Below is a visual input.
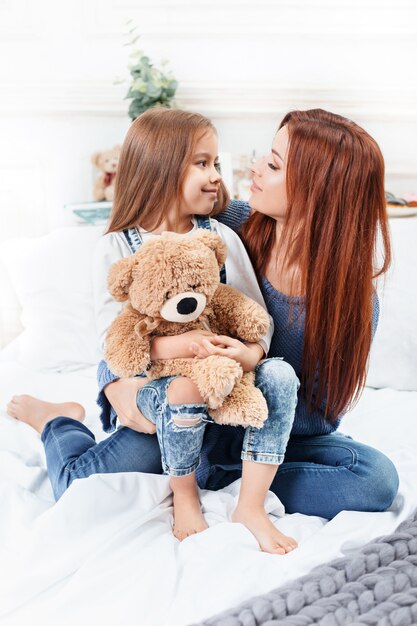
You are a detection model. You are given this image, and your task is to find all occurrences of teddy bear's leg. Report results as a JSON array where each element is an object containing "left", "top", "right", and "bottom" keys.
[
  {"left": 209, "top": 372, "right": 268, "bottom": 428},
  {"left": 187, "top": 355, "right": 243, "bottom": 409},
  {"left": 148, "top": 355, "right": 242, "bottom": 409}
]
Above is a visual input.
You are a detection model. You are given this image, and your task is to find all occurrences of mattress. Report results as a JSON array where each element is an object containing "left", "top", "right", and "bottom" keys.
[{"left": 1, "top": 359, "right": 416, "bottom": 626}]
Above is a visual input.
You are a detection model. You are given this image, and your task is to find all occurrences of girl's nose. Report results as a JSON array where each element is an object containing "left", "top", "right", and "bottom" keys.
[{"left": 209, "top": 164, "right": 222, "bottom": 183}]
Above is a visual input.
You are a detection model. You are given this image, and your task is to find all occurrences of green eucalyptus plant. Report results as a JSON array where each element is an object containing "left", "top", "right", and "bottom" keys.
[{"left": 123, "top": 23, "right": 178, "bottom": 121}]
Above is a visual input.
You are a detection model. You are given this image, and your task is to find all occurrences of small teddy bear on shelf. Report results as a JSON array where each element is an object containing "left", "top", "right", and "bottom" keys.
[
  {"left": 91, "top": 145, "right": 121, "bottom": 201},
  {"left": 104, "top": 230, "right": 271, "bottom": 429}
]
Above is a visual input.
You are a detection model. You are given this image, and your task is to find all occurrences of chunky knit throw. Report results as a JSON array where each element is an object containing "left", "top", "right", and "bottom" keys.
[{"left": 192, "top": 509, "right": 417, "bottom": 626}]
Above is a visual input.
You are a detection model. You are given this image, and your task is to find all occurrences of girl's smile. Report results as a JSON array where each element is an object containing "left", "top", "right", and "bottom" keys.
[{"left": 181, "top": 131, "right": 222, "bottom": 218}]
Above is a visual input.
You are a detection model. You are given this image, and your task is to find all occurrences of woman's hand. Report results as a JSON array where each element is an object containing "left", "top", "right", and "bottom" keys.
[
  {"left": 104, "top": 377, "right": 156, "bottom": 434},
  {"left": 151, "top": 330, "right": 216, "bottom": 360},
  {"left": 190, "top": 336, "right": 264, "bottom": 372}
]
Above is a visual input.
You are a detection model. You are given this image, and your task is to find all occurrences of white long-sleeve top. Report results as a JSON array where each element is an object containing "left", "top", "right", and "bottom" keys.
[{"left": 92, "top": 217, "right": 273, "bottom": 356}]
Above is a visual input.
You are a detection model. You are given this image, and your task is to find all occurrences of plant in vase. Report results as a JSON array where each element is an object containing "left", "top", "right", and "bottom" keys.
[{"left": 123, "top": 22, "right": 178, "bottom": 121}]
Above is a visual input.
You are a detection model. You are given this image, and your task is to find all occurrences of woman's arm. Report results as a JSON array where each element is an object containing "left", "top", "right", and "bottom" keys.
[
  {"left": 215, "top": 199, "right": 252, "bottom": 233},
  {"left": 213, "top": 220, "right": 274, "bottom": 355}
]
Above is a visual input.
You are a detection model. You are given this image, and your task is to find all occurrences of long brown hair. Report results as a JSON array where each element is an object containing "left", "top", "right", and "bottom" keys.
[
  {"left": 106, "top": 108, "right": 229, "bottom": 234},
  {"left": 242, "top": 109, "right": 391, "bottom": 421}
]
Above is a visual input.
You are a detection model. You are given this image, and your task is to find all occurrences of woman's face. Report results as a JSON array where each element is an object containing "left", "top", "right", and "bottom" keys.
[{"left": 249, "top": 125, "right": 289, "bottom": 220}]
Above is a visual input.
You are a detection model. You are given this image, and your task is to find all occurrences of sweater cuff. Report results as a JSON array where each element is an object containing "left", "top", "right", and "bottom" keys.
[{"left": 96, "top": 359, "right": 119, "bottom": 433}]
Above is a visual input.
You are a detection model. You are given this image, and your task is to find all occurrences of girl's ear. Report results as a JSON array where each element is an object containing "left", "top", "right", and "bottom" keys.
[
  {"left": 195, "top": 231, "right": 227, "bottom": 268},
  {"left": 107, "top": 257, "right": 136, "bottom": 301}
]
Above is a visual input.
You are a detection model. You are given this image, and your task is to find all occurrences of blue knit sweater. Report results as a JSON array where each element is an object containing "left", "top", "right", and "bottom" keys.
[
  {"left": 217, "top": 200, "right": 379, "bottom": 436},
  {"left": 96, "top": 199, "right": 379, "bottom": 437}
]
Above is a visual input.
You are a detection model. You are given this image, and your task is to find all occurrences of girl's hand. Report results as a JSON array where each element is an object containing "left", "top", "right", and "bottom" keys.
[
  {"left": 104, "top": 378, "right": 156, "bottom": 434},
  {"left": 191, "top": 336, "right": 264, "bottom": 372},
  {"left": 151, "top": 330, "right": 216, "bottom": 360}
]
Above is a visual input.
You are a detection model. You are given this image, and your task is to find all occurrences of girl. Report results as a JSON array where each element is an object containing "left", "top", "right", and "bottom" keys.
[
  {"left": 87, "top": 108, "right": 400, "bottom": 520},
  {"left": 8, "top": 109, "right": 299, "bottom": 555}
]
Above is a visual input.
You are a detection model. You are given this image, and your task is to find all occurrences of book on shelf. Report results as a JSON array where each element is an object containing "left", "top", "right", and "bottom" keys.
[{"left": 64, "top": 201, "right": 112, "bottom": 225}]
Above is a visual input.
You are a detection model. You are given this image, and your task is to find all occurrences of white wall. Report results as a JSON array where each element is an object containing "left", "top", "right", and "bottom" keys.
[{"left": 0, "top": 0, "right": 416, "bottom": 344}]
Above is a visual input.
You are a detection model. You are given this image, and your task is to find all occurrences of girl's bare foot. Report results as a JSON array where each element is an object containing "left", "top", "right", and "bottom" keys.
[
  {"left": 6, "top": 394, "right": 85, "bottom": 434},
  {"left": 170, "top": 474, "right": 208, "bottom": 541},
  {"left": 232, "top": 505, "right": 298, "bottom": 555}
]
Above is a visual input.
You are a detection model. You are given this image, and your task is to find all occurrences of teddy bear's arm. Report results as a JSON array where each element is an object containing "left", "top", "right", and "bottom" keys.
[
  {"left": 93, "top": 176, "right": 106, "bottom": 201},
  {"left": 211, "top": 284, "right": 270, "bottom": 343},
  {"left": 104, "top": 306, "right": 151, "bottom": 378}
]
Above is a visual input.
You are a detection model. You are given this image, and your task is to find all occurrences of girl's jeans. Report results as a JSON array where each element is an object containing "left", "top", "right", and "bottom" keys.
[
  {"left": 135, "top": 358, "right": 298, "bottom": 478},
  {"left": 41, "top": 359, "right": 297, "bottom": 498}
]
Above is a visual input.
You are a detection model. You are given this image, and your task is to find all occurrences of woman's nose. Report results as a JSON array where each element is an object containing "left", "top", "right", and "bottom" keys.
[{"left": 251, "top": 156, "right": 266, "bottom": 176}]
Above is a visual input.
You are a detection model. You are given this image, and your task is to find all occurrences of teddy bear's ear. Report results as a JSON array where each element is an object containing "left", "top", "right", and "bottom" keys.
[
  {"left": 107, "top": 257, "right": 136, "bottom": 302},
  {"left": 194, "top": 231, "right": 227, "bottom": 268},
  {"left": 91, "top": 152, "right": 102, "bottom": 168}
]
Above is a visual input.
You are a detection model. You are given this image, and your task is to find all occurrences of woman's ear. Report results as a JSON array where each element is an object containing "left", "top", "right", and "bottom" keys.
[
  {"left": 107, "top": 257, "right": 136, "bottom": 301},
  {"left": 195, "top": 231, "right": 227, "bottom": 268}
]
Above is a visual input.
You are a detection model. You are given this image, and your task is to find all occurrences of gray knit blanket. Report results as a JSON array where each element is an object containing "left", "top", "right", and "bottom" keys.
[{"left": 192, "top": 509, "right": 417, "bottom": 626}]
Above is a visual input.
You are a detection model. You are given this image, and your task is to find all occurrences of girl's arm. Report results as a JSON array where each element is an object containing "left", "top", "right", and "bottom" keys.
[
  {"left": 93, "top": 234, "right": 157, "bottom": 433},
  {"left": 191, "top": 335, "right": 264, "bottom": 372},
  {"left": 150, "top": 330, "right": 216, "bottom": 360},
  {"left": 92, "top": 233, "right": 130, "bottom": 353}
]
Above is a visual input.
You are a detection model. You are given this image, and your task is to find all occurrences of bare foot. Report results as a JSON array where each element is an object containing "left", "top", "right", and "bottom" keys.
[
  {"left": 232, "top": 505, "right": 298, "bottom": 555},
  {"left": 170, "top": 475, "right": 209, "bottom": 541},
  {"left": 6, "top": 394, "right": 85, "bottom": 434}
]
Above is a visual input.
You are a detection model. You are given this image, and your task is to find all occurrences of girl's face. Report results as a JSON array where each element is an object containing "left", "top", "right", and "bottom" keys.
[
  {"left": 180, "top": 131, "right": 222, "bottom": 218},
  {"left": 249, "top": 125, "right": 289, "bottom": 221}
]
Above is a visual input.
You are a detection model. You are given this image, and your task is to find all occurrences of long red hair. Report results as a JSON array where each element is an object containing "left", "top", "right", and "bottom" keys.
[{"left": 242, "top": 109, "right": 391, "bottom": 421}]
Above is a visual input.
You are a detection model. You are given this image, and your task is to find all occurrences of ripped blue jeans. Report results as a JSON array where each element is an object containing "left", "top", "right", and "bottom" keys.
[
  {"left": 137, "top": 358, "right": 299, "bottom": 478},
  {"left": 41, "top": 359, "right": 299, "bottom": 500}
]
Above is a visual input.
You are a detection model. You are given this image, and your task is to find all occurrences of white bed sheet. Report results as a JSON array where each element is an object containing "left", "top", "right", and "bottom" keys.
[{"left": 0, "top": 360, "right": 416, "bottom": 626}]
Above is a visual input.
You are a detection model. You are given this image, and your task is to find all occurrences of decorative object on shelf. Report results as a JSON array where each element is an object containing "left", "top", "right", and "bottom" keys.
[
  {"left": 91, "top": 145, "right": 121, "bottom": 201},
  {"left": 64, "top": 201, "right": 112, "bottom": 225},
  {"left": 386, "top": 190, "right": 417, "bottom": 218},
  {"left": 402, "top": 191, "right": 417, "bottom": 207},
  {"left": 122, "top": 21, "right": 178, "bottom": 121},
  {"left": 233, "top": 151, "right": 256, "bottom": 200}
]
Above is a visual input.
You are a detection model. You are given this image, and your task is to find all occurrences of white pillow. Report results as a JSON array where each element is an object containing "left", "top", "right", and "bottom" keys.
[
  {"left": 0, "top": 226, "right": 105, "bottom": 371},
  {"left": 366, "top": 218, "right": 417, "bottom": 391}
]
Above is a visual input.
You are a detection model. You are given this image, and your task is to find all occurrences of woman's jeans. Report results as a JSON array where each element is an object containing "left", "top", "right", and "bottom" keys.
[{"left": 41, "top": 362, "right": 399, "bottom": 519}]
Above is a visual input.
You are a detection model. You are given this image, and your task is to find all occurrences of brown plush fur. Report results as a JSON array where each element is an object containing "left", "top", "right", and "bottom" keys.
[{"left": 105, "top": 230, "right": 270, "bottom": 428}]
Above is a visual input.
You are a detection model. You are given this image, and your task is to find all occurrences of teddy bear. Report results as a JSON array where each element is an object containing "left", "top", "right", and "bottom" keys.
[
  {"left": 91, "top": 145, "right": 121, "bottom": 201},
  {"left": 104, "top": 230, "right": 271, "bottom": 429}
]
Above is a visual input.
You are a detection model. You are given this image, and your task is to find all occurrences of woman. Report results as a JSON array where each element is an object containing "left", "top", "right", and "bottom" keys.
[{"left": 9, "top": 109, "right": 399, "bottom": 520}]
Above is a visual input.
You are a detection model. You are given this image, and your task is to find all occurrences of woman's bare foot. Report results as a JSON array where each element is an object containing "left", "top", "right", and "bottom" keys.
[
  {"left": 6, "top": 394, "right": 85, "bottom": 434},
  {"left": 170, "top": 474, "right": 209, "bottom": 541},
  {"left": 232, "top": 505, "right": 298, "bottom": 555}
]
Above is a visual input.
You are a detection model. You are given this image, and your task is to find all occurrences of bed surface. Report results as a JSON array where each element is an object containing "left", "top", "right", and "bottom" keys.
[
  {"left": 0, "top": 217, "right": 416, "bottom": 625},
  {"left": 1, "top": 360, "right": 416, "bottom": 626}
]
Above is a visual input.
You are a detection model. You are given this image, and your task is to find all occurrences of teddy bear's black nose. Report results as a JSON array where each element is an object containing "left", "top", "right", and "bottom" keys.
[{"left": 177, "top": 297, "right": 198, "bottom": 315}]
